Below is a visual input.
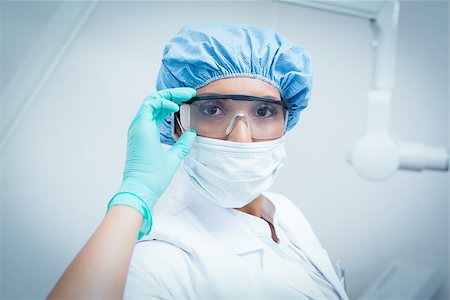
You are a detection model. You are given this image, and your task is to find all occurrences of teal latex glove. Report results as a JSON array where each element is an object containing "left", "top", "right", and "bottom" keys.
[{"left": 107, "top": 88, "right": 197, "bottom": 239}]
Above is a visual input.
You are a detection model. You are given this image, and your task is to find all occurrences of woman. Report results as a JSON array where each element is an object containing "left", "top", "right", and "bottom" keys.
[{"left": 49, "top": 23, "right": 348, "bottom": 299}]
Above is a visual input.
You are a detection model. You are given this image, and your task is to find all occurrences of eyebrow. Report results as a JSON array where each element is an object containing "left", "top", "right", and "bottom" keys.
[
  {"left": 262, "top": 95, "right": 281, "bottom": 101},
  {"left": 197, "top": 92, "right": 281, "bottom": 100}
]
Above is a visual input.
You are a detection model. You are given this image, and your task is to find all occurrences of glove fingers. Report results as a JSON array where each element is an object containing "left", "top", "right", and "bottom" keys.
[
  {"left": 136, "top": 87, "right": 195, "bottom": 126},
  {"left": 128, "top": 99, "right": 177, "bottom": 137},
  {"left": 140, "top": 97, "right": 179, "bottom": 120},
  {"left": 168, "top": 130, "right": 197, "bottom": 163},
  {"left": 154, "top": 88, "right": 196, "bottom": 104}
]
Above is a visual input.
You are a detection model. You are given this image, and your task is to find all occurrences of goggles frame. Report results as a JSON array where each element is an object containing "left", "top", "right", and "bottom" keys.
[{"left": 185, "top": 94, "right": 292, "bottom": 111}]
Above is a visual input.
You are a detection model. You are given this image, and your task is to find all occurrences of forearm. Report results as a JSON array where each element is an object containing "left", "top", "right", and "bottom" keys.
[
  {"left": 48, "top": 205, "right": 142, "bottom": 300},
  {"left": 48, "top": 88, "right": 195, "bottom": 299}
]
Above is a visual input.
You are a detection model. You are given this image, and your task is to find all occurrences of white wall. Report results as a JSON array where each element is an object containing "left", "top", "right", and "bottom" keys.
[{"left": 1, "top": 1, "right": 448, "bottom": 299}]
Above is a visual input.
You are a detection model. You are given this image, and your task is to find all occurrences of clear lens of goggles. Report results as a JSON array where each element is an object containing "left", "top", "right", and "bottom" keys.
[{"left": 178, "top": 95, "right": 291, "bottom": 140}]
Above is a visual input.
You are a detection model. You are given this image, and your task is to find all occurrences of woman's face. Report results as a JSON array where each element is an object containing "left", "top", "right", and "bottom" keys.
[{"left": 175, "top": 77, "right": 282, "bottom": 143}]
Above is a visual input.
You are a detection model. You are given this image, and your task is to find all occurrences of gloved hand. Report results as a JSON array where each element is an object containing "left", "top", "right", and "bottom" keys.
[{"left": 107, "top": 88, "right": 197, "bottom": 239}]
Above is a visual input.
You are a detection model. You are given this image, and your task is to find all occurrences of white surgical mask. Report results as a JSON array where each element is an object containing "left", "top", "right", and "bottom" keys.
[{"left": 182, "top": 136, "right": 286, "bottom": 208}]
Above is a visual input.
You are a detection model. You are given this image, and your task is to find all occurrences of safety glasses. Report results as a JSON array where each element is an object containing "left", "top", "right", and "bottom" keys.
[{"left": 177, "top": 94, "right": 292, "bottom": 140}]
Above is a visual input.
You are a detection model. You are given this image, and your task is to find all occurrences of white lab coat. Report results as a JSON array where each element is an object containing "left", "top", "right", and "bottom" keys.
[{"left": 124, "top": 178, "right": 348, "bottom": 300}]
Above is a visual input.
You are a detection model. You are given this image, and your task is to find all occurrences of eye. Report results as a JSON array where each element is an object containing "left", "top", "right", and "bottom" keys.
[
  {"left": 254, "top": 104, "right": 277, "bottom": 118},
  {"left": 199, "top": 103, "right": 224, "bottom": 116}
]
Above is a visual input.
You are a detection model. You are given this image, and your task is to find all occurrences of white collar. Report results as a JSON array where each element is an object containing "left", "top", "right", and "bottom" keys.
[{"left": 171, "top": 176, "right": 275, "bottom": 256}]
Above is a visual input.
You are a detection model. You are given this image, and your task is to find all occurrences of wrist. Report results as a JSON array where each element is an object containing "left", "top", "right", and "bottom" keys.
[
  {"left": 107, "top": 192, "right": 153, "bottom": 239},
  {"left": 118, "top": 181, "right": 159, "bottom": 210}
]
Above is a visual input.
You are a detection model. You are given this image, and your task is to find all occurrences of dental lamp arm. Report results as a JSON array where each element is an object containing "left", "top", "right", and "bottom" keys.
[
  {"left": 347, "top": 1, "right": 449, "bottom": 180},
  {"left": 348, "top": 133, "right": 449, "bottom": 181},
  {"left": 398, "top": 143, "right": 449, "bottom": 171},
  {"left": 347, "top": 90, "right": 449, "bottom": 181}
]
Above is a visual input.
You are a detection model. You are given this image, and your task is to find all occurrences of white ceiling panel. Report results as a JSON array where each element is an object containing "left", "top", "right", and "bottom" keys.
[{"left": 278, "top": 0, "right": 387, "bottom": 19}]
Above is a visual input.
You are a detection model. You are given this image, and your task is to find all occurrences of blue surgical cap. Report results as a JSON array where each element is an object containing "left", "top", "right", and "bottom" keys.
[{"left": 156, "top": 22, "right": 313, "bottom": 145}]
